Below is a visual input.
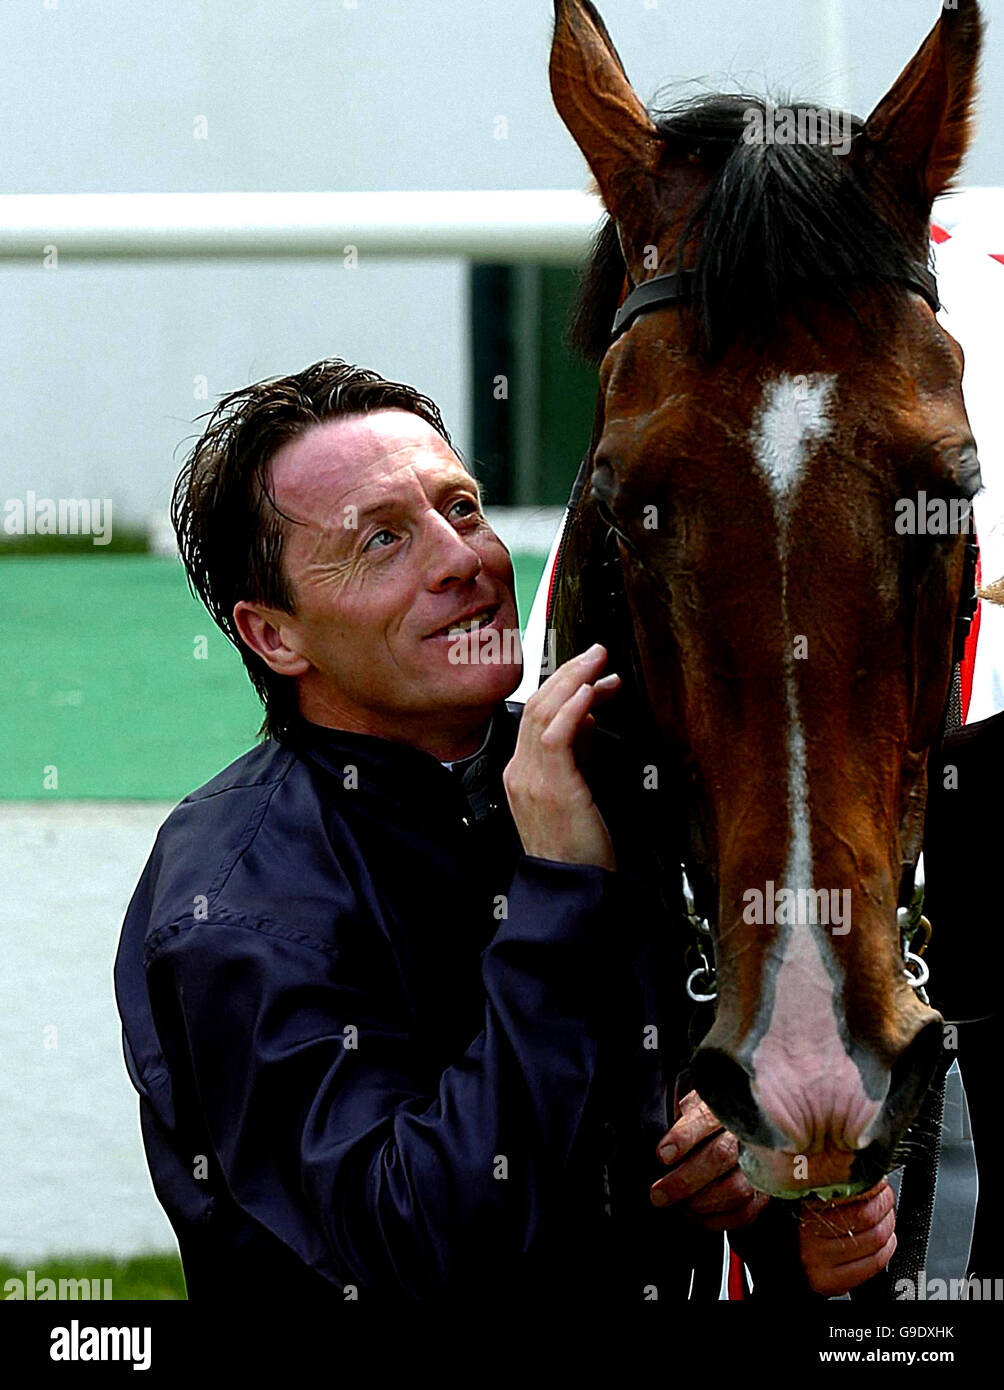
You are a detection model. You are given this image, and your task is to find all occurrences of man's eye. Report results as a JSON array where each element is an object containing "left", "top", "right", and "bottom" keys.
[
  {"left": 448, "top": 497, "right": 481, "bottom": 520},
  {"left": 363, "top": 528, "right": 397, "bottom": 552}
]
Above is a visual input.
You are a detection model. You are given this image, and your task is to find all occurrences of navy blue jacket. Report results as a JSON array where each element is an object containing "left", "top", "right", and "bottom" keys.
[{"left": 114, "top": 701, "right": 802, "bottom": 1302}]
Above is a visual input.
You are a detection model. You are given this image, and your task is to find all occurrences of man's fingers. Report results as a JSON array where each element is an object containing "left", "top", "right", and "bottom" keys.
[
  {"left": 502, "top": 644, "right": 619, "bottom": 870},
  {"left": 803, "top": 1204, "right": 896, "bottom": 1265},
  {"left": 800, "top": 1181, "right": 894, "bottom": 1239},
  {"left": 656, "top": 1089, "right": 724, "bottom": 1164},
  {"left": 508, "top": 648, "right": 619, "bottom": 784},
  {"left": 800, "top": 1180, "right": 899, "bottom": 1295},
  {"left": 650, "top": 1128, "right": 741, "bottom": 1205},
  {"left": 806, "top": 1231, "right": 898, "bottom": 1297},
  {"left": 590, "top": 673, "right": 621, "bottom": 699},
  {"left": 520, "top": 644, "right": 610, "bottom": 730},
  {"left": 539, "top": 681, "right": 600, "bottom": 751},
  {"left": 674, "top": 1165, "right": 758, "bottom": 1216}
]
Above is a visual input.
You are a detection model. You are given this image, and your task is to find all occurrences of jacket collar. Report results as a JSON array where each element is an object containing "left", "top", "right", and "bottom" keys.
[{"left": 284, "top": 701, "right": 521, "bottom": 820}]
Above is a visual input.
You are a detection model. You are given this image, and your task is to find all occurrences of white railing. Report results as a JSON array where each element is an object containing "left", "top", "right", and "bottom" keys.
[
  {"left": 0, "top": 189, "right": 605, "bottom": 263},
  {"left": 0, "top": 187, "right": 999, "bottom": 264}
]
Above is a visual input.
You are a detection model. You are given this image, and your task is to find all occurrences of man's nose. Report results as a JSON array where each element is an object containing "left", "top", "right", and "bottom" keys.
[{"left": 425, "top": 512, "right": 483, "bottom": 587}]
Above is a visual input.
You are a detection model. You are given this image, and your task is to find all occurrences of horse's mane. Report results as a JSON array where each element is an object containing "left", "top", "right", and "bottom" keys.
[{"left": 569, "top": 93, "right": 935, "bottom": 364}]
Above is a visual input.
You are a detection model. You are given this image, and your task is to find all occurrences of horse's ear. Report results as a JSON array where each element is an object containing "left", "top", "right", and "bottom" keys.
[
  {"left": 550, "top": 1, "right": 663, "bottom": 259},
  {"left": 855, "top": 0, "right": 982, "bottom": 219}
]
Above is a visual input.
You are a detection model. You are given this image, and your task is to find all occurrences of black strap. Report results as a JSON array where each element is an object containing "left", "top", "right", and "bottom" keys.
[
  {"left": 611, "top": 271, "right": 698, "bottom": 337},
  {"left": 954, "top": 517, "right": 980, "bottom": 667},
  {"left": 611, "top": 266, "right": 942, "bottom": 340}
]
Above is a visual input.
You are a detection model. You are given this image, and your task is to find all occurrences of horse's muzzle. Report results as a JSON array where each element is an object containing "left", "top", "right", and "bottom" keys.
[{"left": 689, "top": 1016, "right": 946, "bottom": 1198}]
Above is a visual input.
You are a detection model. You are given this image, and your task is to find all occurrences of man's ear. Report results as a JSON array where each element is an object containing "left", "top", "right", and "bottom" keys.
[{"left": 233, "top": 600, "right": 312, "bottom": 677}]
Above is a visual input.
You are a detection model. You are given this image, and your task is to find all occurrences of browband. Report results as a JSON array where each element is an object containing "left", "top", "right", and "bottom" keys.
[{"left": 611, "top": 265, "right": 942, "bottom": 339}]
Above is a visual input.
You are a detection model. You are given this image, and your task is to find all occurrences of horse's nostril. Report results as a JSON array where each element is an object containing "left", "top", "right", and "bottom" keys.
[{"left": 689, "top": 1047, "right": 782, "bottom": 1148}]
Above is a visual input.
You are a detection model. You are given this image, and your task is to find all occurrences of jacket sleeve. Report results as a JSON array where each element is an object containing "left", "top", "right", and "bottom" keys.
[{"left": 145, "top": 855, "right": 618, "bottom": 1297}]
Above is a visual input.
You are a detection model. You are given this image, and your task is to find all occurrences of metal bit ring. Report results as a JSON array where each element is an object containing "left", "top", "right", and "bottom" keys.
[
  {"left": 903, "top": 950, "right": 930, "bottom": 991},
  {"left": 686, "top": 952, "right": 718, "bottom": 1003}
]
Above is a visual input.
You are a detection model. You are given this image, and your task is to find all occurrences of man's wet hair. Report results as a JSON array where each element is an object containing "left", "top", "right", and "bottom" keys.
[{"left": 171, "top": 358, "right": 453, "bottom": 742}]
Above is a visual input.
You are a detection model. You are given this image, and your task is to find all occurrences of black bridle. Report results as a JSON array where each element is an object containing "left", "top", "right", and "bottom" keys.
[
  {"left": 611, "top": 262, "right": 978, "bottom": 668},
  {"left": 610, "top": 264, "right": 943, "bottom": 339},
  {"left": 547, "top": 255, "right": 980, "bottom": 911},
  {"left": 607, "top": 258, "right": 971, "bottom": 662},
  {"left": 546, "top": 256, "right": 981, "bottom": 1285},
  {"left": 601, "top": 256, "right": 977, "bottom": 695}
]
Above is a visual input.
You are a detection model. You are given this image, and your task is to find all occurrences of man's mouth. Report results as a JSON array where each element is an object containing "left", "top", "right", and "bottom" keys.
[{"left": 427, "top": 605, "right": 499, "bottom": 639}]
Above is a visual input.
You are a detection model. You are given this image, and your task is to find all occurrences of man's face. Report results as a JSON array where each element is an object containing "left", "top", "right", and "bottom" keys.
[{"left": 260, "top": 410, "right": 522, "bottom": 744}]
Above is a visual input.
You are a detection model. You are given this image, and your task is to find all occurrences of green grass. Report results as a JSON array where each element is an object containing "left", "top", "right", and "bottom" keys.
[
  {"left": 0, "top": 549, "right": 548, "bottom": 800},
  {"left": 0, "top": 1253, "right": 186, "bottom": 1300},
  {"left": 0, "top": 524, "right": 150, "bottom": 557},
  {"left": 2, "top": 555, "right": 264, "bottom": 799}
]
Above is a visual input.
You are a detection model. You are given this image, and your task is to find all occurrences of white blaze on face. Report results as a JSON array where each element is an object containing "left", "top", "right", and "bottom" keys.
[
  {"left": 751, "top": 374, "right": 834, "bottom": 531},
  {"left": 747, "top": 374, "right": 883, "bottom": 1153}
]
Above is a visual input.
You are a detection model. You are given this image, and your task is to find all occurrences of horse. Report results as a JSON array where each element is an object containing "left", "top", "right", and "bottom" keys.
[{"left": 546, "top": 0, "right": 983, "bottom": 1206}]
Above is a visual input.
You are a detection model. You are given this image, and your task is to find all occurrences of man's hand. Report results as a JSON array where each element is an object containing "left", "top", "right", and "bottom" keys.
[
  {"left": 650, "top": 1089, "right": 769, "bottom": 1231},
  {"left": 503, "top": 643, "right": 620, "bottom": 871},
  {"left": 799, "top": 1180, "right": 897, "bottom": 1295}
]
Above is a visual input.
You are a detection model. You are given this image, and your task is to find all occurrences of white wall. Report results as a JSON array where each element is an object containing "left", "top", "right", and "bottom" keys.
[{"left": 2, "top": 0, "right": 1000, "bottom": 522}]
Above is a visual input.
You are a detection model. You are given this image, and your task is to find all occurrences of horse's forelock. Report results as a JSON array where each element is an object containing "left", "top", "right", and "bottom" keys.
[{"left": 568, "top": 93, "right": 933, "bottom": 365}]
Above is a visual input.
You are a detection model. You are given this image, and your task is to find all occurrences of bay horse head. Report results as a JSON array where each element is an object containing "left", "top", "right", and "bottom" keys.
[{"left": 549, "top": 0, "right": 983, "bottom": 1198}]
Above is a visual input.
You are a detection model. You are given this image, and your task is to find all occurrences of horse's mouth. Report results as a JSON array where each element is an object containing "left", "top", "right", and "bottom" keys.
[{"left": 738, "top": 1141, "right": 887, "bottom": 1200}]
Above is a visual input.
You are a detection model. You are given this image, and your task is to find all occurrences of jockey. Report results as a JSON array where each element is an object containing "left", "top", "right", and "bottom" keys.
[{"left": 115, "top": 358, "right": 890, "bottom": 1304}]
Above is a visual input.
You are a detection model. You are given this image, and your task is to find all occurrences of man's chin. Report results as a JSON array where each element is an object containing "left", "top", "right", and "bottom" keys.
[
  {"left": 421, "top": 622, "right": 523, "bottom": 699},
  {"left": 431, "top": 659, "right": 523, "bottom": 708}
]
